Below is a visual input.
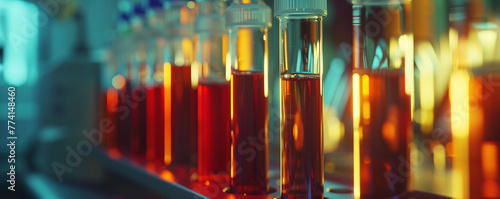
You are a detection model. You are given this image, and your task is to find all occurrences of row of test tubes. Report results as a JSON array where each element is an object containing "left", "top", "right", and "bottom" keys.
[{"left": 98, "top": 0, "right": 500, "bottom": 198}]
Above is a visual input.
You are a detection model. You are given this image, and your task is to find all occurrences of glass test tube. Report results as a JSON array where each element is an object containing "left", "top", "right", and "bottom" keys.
[
  {"left": 102, "top": 36, "right": 119, "bottom": 152},
  {"left": 352, "top": 0, "right": 410, "bottom": 198},
  {"left": 449, "top": 1, "right": 500, "bottom": 198},
  {"left": 145, "top": 0, "right": 167, "bottom": 170},
  {"left": 274, "top": 0, "right": 327, "bottom": 198},
  {"left": 226, "top": 0, "right": 271, "bottom": 194},
  {"left": 115, "top": 1, "right": 133, "bottom": 158},
  {"left": 163, "top": 0, "right": 197, "bottom": 167},
  {"left": 195, "top": 0, "right": 230, "bottom": 182},
  {"left": 129, "top": 3, "right": 149, "bottom": 164}
]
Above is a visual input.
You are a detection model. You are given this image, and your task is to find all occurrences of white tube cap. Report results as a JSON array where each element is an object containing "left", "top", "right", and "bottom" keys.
[{"left": 274, "top": 0, "right": 327, "bottom": 17}]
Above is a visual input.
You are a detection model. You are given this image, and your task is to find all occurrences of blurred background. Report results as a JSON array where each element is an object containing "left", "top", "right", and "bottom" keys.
[{"left": 0, "top": 0, "right": 499, "bottom": 198}]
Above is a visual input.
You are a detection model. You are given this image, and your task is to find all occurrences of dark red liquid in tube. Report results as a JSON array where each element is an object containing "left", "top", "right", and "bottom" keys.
[
  {"left": 130, "top": 85, "right": 147, "bottom": 164},
  {"left": 117, "top": 80, "right": 132, "bottom": 157},
  {"left": 146, "top": 85, "right": 165, "bottom": 169},
  {"left": 167, "top": 65, "right": 197, "bottom": 166},
  {"left": 198, "top": 81, "right": 231, "bottom": 182},
  {"left": 281, "top": 74, "right": 324, "bottom": 199},
  {"left": 106, "top": 88, "right": 119, "bottom": 151},
  {"left": 230, "top": 71, "right": 269, "bottom": 194}
]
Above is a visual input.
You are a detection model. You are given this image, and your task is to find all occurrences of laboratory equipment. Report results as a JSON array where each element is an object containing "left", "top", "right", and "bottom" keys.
[
  {"left": 226, "top": 0, "right": 272, "bottom": 195},
  {"left": 163, "top": 0, "right": 197, "bottom": 167},
  {"left": 352, "top": 0, "right": 411, "bottom": 198},
  {"left": 448, "top": 0, "right": 500, "bottom": 198},
  {"left": 145, "top": 0, "right": 167, "bottom": 170},
  {"left": 129, "top": 3, "right": 149, "bottom": 164},
  {"left": 195, "top": 0, "right": 231, "bottom": 182},
  {"left": 275, "top": 0, "right": 327, "bottom": 198}
]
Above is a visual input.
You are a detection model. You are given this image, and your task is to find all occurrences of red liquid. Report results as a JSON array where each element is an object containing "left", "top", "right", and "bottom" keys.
[
  {"left": 117, "top": 81, "right": 132, "bottom": 157},
  {"left": 167, "top": 65, "right": 197, "bottom": 166},
  {"left": 466, "top": 72, "right": 500, "bottom": 199},
  {"left": 354, "top": 70, "right": 410, "bottom": 198},
  {"left": 230, "top": 71, "right": 269, "bottom": 194},
  {"left": 146, "top": 85, "right": 165, "bottom": 169},
  {"left": 198, "top": 81, "right": 231, "bottom": 182},
  {"left": 98, "top": 89, "right": 108, "bottom": 147},
  {"left": 106, "top": 88, "right": 119, "bottom": 150},
  {"left": 281, "top": 74, "right": 324, "bottom": 199},
  {"left": 130, "top": 85, "right": 147, "bottom": 164}
]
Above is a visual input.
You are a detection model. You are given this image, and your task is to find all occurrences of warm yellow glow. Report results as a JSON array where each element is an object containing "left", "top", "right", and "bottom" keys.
[
  {"left": 450, "top": 70, "right": 470, "bottom": 198},
  {"left": 352, "top": 73, "right": 361, "bottom": 198},
  {"left": 160, "top": 170, "right": 176, "bottom": 182},
  {"left": 191, "top": 61, "right": 199, "bottom": 89},
  {"left": 226, "top": 51, "right": 231, "bottom": 81},
  {"left": 433, "top": 144, "right": 446, "bottom": 171},
  {"left": 404, "top": 34, "right": 414, "bottom": 92},
  {"left": 237, "top": 28, "right": 253, "bottom": 71},
  {"left": 112, "top": 75, "right": 126, "bottom": 90},
  {"left": 222, "top": 34, "right": 229, "bottom": 68},
  {"left": 179, "top": 38, "right": 193, "bottom": 67},
  {"left": 283, "top": 31, "right": 288, "bottom": 72},
  {"left": 467, "top": 35, "right": 483, "bottom": 67},
  {"left": 361, "top": 74, "right": 370, "bottom": 122},
  {"left": 187, "top": 1, "right": 195, "bottom": 9},
  {"left": 416, "top": 42, "right": 435, "bottom": 133},
  {"left": 390, "top": 37, "right": 401, "bottom": 69},
  {"left": 361, "top": 75, "right": 369, "bottom": 97},
  {"left": 477, "top": 28, "right": 498, "bottom": 64},
  {"left": 362, "top": 102, "right": 370, "bottom": 122},
  {"left": 324, "top": 108, "right": 345, "bottom": 153},
  {"left": 164, "top": 62, "right": 172, "bottom": 166}
]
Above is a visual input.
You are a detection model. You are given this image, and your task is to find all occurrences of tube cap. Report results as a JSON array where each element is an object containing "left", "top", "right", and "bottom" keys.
[
  {"left": 226, "top": 2, "right": 271, "bottom": 27},
  {"left": 274, "top": 0, "right": 327, "bottom": 17},
  {"left": 351, "top": 0, "right": 402, "bottom": 5}
]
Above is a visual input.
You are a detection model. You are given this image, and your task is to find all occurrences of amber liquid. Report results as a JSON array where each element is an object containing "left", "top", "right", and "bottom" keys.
[
  {"left": 146, "top": 85, "right": 164, "bottom": 169},
  {"left": 465, "top": 71, "right": 500, "bottom": 199},
  {"left": 354, "top": 70, "right": 410, "bottom": 198},
  {"left": 117, "top": 80, "right": 132, "bottom": 157},
  {"left": 168, "top": 65, "right": 198, "bottom": 166},
  {"left": 198, "top": 81, "right": 231, "bottom": 182},
  {"left": 281, "top": 74, "right": 324, "bottom": 199},
  {"left": 230, "top": 71, "right": 269, "bottom": 194}
]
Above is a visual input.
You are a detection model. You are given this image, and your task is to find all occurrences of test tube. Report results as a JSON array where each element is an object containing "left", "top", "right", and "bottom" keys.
[
  {"left": 351, "top": 0, "right": 410, "bottom": 198},
  {"left": 145, "top": 0, "right": 167, "bottom": 170},
  {"left": 195, "top": 0, "right": 230, "bottom": 182},
  {"left": 226, "top": 0, "right": 271, "bottom": 194},
  {"left": 274, "top": 0, "right": 327, "bottom": 198},
  {"left": 102, "top": 36, "right": 119, "bottom": 152},
  {"left": 163, "top": 0, "right": 197, "bottom": 167},
  {"left": 115, "top": 0, "right": 133, "bottom": 158},
  {"left": 449, "top": 1, "right": 500, "bottom": 198},
  {"left": 129, "top": 3, "right": 149, "bottom": 164}
]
